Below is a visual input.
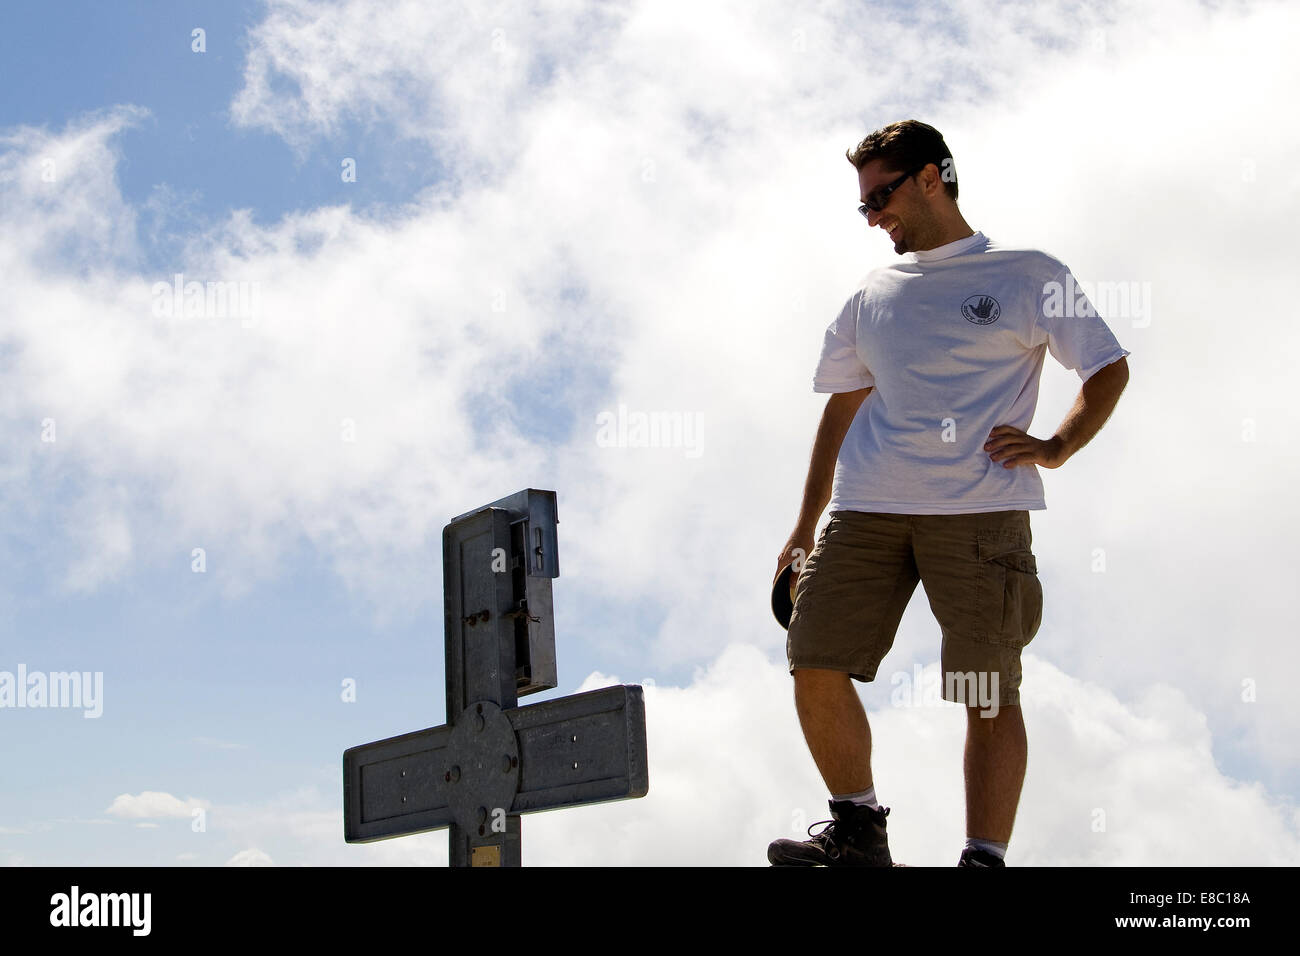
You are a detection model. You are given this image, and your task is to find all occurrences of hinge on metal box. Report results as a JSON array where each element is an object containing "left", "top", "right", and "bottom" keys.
[{"left": 502, "top": 601, "right": 540, "bottom": 624}]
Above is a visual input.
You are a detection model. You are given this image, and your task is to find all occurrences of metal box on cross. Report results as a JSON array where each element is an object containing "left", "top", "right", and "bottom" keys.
[{"left": 342, "top": 488, "right": 649, "bottom": 865}]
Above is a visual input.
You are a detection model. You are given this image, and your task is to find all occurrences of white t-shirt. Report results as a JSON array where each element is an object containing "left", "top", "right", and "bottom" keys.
[{"left": 813, "top": 230, "right": 1130, "bottom": 515}]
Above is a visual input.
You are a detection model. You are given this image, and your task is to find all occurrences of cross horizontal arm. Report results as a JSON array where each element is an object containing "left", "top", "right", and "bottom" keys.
[
  {"left": 510, "top": 684, "right": 648, "bottom": 813},
  {"left": 343, "top": 684, "right": 647, "bottom": 845},
  {"left": 343, "top": 725, "right": 454, "bottom": 843}
]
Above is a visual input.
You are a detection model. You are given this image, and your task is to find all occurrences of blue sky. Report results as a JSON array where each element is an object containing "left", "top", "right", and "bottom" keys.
[
  {"left": 2, "top": 0, "right": 1298, "bottom": 866},
  {"left": 0, "top": 0, "right": 453, "bottom": 268}
]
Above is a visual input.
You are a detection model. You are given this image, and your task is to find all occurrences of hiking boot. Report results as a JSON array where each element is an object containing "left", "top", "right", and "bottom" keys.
[
  {"left": 768, "top": 800, "right": 892, "bottom": 866},
  {"left": 957, "top": 846, "right": 1006, "bottom": 867}
]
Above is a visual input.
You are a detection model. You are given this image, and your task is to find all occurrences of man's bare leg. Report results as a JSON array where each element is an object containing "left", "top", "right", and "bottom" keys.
[
  {"left": 793, "top": 667, "right": 872, "bottom": 794},
  {"left": 964, "top": 703, "right": 1026, "bottom": 842}
]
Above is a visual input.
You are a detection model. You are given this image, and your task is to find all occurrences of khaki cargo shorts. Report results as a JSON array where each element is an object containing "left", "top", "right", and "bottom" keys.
[{"left": 785, "top": 509, "right": 1042, "bottom": 707}]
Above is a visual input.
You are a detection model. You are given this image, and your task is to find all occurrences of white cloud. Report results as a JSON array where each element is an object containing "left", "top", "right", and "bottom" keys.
[
  {"left": 0, "top": 104, "right": 146, "bottom": 271},
  {"left": 104, "top": 791, "right": 210, "bottom": 820},
  {"left": 198, "top": 782, "right": 448, "bottom": 866},
  {"left": 226, "top": 847, "right": 274, "bottom": 866}
]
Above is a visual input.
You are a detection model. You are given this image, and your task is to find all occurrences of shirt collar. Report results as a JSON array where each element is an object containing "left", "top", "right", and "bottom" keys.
[{"left": 910, "top": 230, "right": 987, "bottom": 262}]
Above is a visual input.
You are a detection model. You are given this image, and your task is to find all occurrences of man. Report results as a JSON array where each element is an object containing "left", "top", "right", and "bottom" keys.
[{"left": 768, "top": 120, "right": 1130, "bottom": 867}]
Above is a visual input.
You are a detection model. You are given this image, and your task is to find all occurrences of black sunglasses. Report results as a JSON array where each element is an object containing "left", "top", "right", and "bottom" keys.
[{"left": 858, "top": 167, "right": 924, "bottom": 218}]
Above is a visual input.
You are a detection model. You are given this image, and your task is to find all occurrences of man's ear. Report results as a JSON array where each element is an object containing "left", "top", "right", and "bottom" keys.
[{"left": 918, "top": 163, "right": 939, "bottom": 196}]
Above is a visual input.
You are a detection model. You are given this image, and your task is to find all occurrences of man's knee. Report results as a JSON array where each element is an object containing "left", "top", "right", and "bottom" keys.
[
  {"left": 792, "top": 669, "right": 863, "bottom": 721},
  {"left": 965, "top": 702, "right": 1022, "bottom": 730},
  {"left": 792, "top": 667, "right": 852, "bottom": 692}
]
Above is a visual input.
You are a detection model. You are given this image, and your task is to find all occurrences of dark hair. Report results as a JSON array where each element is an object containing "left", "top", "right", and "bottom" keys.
[{"left": 845, "top": 120, "right": 958, "bottom": 202}]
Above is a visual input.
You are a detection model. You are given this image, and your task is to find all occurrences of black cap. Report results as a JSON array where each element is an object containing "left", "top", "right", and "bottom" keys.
[{"left": 771, "top": 562, "right": 797, "bottom": 630}]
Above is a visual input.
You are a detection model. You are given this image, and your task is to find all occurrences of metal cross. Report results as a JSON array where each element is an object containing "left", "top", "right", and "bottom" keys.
[{"left": 342, "top": 488, "right": 649, "bottom": 865}]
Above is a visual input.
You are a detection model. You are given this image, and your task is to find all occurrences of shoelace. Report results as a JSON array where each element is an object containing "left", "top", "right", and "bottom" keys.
[
  {"left": 805, "top": 819, "right": 835, "bottom": 839},
  {"left": 805, "top": 805, "right": 890, "bottom": 839}
]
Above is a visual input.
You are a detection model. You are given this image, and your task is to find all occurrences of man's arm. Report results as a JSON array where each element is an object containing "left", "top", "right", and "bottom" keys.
[
  {"left": 1049, "top": 356, "right": 1129, "bottom": 464},
  {"left": 794, "top": 387, "right": 872, "bottom": 530}
]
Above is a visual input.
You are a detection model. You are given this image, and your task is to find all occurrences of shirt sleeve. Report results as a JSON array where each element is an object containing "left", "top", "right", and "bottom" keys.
[
  {"left": 1031, "top": 265, "right": 1132, "bottom": 382},
  {"left": 812, "top": 291, "right": 876, "bottom": 392}
]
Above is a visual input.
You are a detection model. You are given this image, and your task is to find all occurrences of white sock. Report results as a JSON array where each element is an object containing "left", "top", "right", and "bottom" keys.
[
  {"left": 832, "top": 786, "right": 880, "bottom": 810},
  {"left": 964, "top": 837, "right": 1008, "bottom": 860}
]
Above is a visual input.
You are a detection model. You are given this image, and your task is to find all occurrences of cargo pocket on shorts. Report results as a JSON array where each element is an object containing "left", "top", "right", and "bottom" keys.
[{"left": 974, "top": 529, "right": 1043, "bottom": 647}]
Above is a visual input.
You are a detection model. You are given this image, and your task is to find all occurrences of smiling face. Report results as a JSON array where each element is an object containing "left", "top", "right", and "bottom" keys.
[{"left": 857, "top": 158, "right": 942, "bottom": 255}]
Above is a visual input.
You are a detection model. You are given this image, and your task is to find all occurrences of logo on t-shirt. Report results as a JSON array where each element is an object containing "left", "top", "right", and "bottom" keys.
[{"left": 961, "top": 294, "right": 1001, "bottom": 325}]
